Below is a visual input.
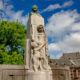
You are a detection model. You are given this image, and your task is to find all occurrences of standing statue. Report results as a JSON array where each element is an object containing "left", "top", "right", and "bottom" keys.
[
  {"left": 31, "top": 25, "right": 49, "bottom": 71},
  {"left": 25, "top": 5, "right": 50, "bottom": 72}
]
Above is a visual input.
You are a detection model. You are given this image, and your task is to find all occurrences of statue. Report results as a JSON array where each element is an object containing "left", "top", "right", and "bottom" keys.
[
  {"left": 30, "top": 5, "right": 41, "bottom": 16},
  {"left": 25, "top": 5, "right": 50, "bottom": 72},
  {"left": 31, "top": 25, "right": 49, "bottom": 71},
  {"left": 32, "top": 5, "right": 38, "bottom": 13},
  {"left": 24, "top": 5, "right": 52, "bottom": 80}
]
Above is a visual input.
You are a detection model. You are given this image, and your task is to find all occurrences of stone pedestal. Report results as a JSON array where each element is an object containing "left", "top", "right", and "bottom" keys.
[{"left": 25, "top": 70, "right": 52, "bottom": 80}]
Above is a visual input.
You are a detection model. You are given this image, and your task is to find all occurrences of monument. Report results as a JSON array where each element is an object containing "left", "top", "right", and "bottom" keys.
[
  {"left": 0, "top": 5, "right": 71, "bottom": 80},
  {"left": 25, "top": 5, "right": 52, "bottom": 80}
]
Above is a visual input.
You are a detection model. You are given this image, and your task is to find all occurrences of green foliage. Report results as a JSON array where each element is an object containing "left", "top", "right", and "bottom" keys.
[
  {"left": 48, "top": 55, "right": 50, "bottom": 64},
  {"left": 0, "top": 20, "right": 26, "bottom": 64}
]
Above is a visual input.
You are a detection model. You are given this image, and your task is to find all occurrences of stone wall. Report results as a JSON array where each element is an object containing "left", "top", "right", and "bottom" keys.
[
  {"left": 50, "top": 65, "right": 71, "bottom": 80},
  {"left": 0, "top": 65, "right": 24, "bottom": 80},
  {"left": 0, "top": 65, "right": 71, "bottom": 80}
]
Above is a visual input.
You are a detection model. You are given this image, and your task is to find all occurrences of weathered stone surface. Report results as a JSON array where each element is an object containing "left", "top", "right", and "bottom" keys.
[
  {"left": 25, "top": 71, "right": 52, "bottom": 80},
  {"left": 24, "top": 5, "right": 52, "bottom": 80},
  {"left": 25, "top": 7, "right": 50, "bottom": 72},
  {"left": 50, "top": 65, "right": 71, "bottom": 80},
  {"left": 0, "top": 65, "right": 71, "bottom": 80},
  {"left": 3, "top": 70, "right": 24, "bottom": 80},
  {"left": 0, "top": 65, "right": 24, "bottom": 80}
]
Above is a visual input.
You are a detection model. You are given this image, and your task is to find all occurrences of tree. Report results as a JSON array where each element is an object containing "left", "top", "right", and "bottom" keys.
[
  {"left": 48, "top": 55, "right": 50, "bottom": 64},
  {"left": 0, "top": 20, "right": 26, "bottom": 64}
]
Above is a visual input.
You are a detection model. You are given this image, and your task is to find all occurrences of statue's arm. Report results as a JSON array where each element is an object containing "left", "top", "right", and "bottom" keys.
[{"left": 34, "top": 41, "right": 47, "bottom": 51}]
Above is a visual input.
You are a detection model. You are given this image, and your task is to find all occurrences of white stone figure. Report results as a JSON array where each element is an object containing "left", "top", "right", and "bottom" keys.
[
  {"left": 31, "top": 25, "right": 49, "bottom": 71},
  {"left": 25, "top": 5, "right": 50, "bottom": 72},
  {"left": 24, "top": 5, "right": 52, "bottom": 80}
]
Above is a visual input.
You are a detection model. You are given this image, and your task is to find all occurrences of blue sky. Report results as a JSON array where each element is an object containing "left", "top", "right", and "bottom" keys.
[{"left": 0, "top": 0, "right": 80, "bottom": 59}]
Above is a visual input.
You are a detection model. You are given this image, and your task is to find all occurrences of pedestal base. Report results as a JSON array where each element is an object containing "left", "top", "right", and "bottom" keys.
[{"left": 25, "top": 70, "right": 52, "bottom": 80}]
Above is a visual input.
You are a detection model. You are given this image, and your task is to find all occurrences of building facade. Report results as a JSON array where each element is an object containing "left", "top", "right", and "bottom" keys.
[{"left": 50, "top": 52, "right": 80, "bottom": 80}]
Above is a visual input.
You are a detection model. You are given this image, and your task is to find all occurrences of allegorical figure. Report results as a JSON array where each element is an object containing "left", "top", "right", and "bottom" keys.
[
  {"left": 31, "top": 25, "right": 49, "bottom": 71},
  {"left": 26, "top": 5, "right": 50, "bottom": 72}
]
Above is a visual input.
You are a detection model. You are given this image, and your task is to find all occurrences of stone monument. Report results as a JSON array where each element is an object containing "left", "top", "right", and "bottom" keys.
[
  {"left": 25, "top": 5, "right": 52, "bottom": 80},
  {"left": 0, "top": 5, "right": 71, "bottom": 80}
]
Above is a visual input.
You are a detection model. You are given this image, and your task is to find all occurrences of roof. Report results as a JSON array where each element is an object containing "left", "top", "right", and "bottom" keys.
[
  {"left": 51, "top": 59, "right": 80, "bottom": 67},
  {"left": 60, "top": 52, "right": 80, "bottom": 60},
  {"left": 50, "top": 52, "right": 80, "bottom": 67}
]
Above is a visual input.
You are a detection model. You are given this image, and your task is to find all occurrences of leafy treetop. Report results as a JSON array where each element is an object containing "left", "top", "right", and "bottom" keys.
[{"left": 0, "top": 20, "right": 27, "bottom": 64}]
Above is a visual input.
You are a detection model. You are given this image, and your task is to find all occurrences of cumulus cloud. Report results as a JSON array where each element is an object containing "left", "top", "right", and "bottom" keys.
[
  {"left": 11, "top": 11, "right": 28, "bottom": 25},
  {"left": 4, "top": 5, "right": 28, "bottom": 25},
  {"left": 46, "top": 10, "right": 80, "bottom": 40},
  {"left": 62, "top": 0, "right": 73, "bottom": 8},
  {"left": 0, "top": 0, "right": 28, "bottom": 25},
  {"left": 41, "top": 4, "right": 61, "bottom": 13},
  {"left": 48, "top": 33, "right": 80, "bottom": 58},
  {"left": 0, "top": 0, "right": 3, "bottom": 10},
  {"left": 46, "top": 10, "right": 80, "bottom": 58},
  {"left": 41, "top": 1, "right": 73, "bottom": 13}
]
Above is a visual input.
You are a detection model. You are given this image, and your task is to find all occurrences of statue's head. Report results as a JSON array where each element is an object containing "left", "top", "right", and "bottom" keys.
[
  {"left": 37, "top": 25, "right": 44, "bottom": 33},
  {"left": 32, "top": 5, "right": 38, "bottom": 13}
]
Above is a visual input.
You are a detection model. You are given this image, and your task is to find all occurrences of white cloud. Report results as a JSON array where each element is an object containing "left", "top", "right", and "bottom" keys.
[
  {"left": 41, "top": 1, "right": 73, "bottom": 13},
  {"left": 0, "top": 0, "right": 3, "bottom": 10},
  {"left": 49, "top": 43, "right": 60, "bottom": 51},
  {"left": 41, "top": 4, "right": 61, "bottom": 13},
  {"left": 11, "top": 11, "right": 28, "bottom": 25},
  {"left": 4, "top": 5, "right": 28, "bottom": 25},
  {"left": 46, "top": 10, "right": 80, "bottom": 58},
  {"left": 49, "top": 53, "right": 62, "bottom": 59},
  {"left": 49, "top": 33, "right": 80, "bottom": 53},
  {"left": 46, "top": 10, "right": 79, "bottom": 39},
  {"left": 71, "top": 23, "right": 80, "bottom": 31},
  {"left": 0, "top": 1, "right": 28, "bottom": 25},
  {"left": 62, "top": 0, "right": 73, "bottom": 8}
]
